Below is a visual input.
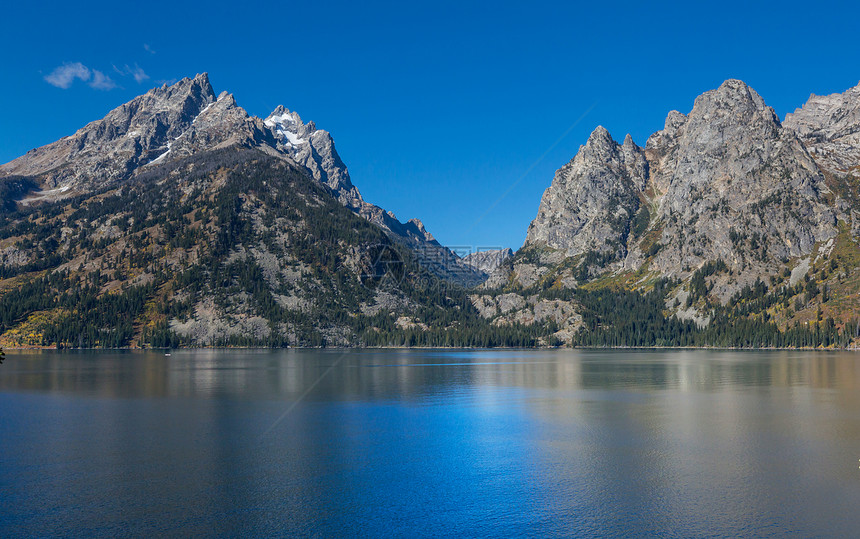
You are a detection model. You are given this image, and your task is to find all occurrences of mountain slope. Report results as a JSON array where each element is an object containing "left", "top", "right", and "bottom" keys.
[
  {"left": 473, "top": 79, "right": 860, "bottom": 347},
  {"left": 0, "top": 146, "right": 543, "bottom": 347},
  {"left": 0, "top": 74, "right": 484, "bottom": 286}
]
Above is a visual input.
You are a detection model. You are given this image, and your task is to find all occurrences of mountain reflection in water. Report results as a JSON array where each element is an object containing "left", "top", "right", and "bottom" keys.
[{"left": 1, "top": 349, "right": 859, "bottom": 537}]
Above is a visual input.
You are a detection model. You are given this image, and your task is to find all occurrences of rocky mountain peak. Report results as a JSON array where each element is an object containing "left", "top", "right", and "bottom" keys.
[
  {"left": 405, "top": 218, "right": 434, "bottom": 241},
  {"left": 783, "top": 80, "right": 860, "bottom": 177},
  {"left": 154, "top": 72, "right": 215, "bottom": 103},
  {"left": 622, "top": 133, "right": 635, "bottom": 147},
  {"left": 784, "top": 80, "right": 860, "bottom": 140},
  {"left": 646, "top": 110, "right": 687, "bottom": 149},
  {"left": 263, "top": 104, "right": 360, "bottom": 206},
  {"left": 525, "top": 123, "right": 647, "bottom": 257},
  {"left": 523, "top": 78, "right": 836, "bottom": 295},
  {"left": 215, "top": 90, "right": 235, "bottom": 107},
  {"left": 645, "top": 79, "right": 834, "bottom": 277},
  {"left": 578, "top": 126, "right": 618, "bottom": 164},
  {"left": 0, "top": 73, "right": 227, "bottom": 192},
  {"left": 264, "top": 106, "right": 305, "bottom": 136},
  {"left": 685, "top": 79, "right": 779, "bottom": 135}
]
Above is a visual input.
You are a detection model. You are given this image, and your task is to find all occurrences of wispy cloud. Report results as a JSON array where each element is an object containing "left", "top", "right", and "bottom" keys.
[
  {"left": 44, "top": 62, "right": 91, "bottom": 89},
  {"left": 114, "top": 63, "right": 150, "bottom": 84},
  {"left": 143, "top": 43, "right": 155, "bottom": 54},
  {"left": 89, "top": 69, "right": 117, "bottom": 90},
  {"left": 45, "top": 61, "right": 152, "bottom": 91},
  {"left": 131, "top": 65, "right": 149, "bottom": 83}
]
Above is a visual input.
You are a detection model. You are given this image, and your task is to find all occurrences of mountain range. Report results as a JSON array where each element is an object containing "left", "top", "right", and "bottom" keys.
[{"left": 2, "top": 75, "right": 860, "bottom": 348}]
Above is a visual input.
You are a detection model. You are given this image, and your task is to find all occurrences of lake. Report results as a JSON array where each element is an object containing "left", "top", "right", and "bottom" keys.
[{"left": 1, "top": 349, "right": 860, "bottom": 537}]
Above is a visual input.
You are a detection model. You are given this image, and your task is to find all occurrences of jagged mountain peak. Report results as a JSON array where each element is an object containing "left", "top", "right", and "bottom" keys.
[
  {"left": 264, "top": 106, "right": 312, "bottom": 148},
  {"left": 402, "top": 218, "right": 435, "bottom": 243},
  {"left": 266, "top": 105, "right": 302, "bottom": 124},
  {"left": 215, "top": 90, "right": 236, "bottom": 106},
  {"left": 589, "top": 124, "right": 612, "bottom": 140},
  {"left": 586, "top": 125, "right": 615, "bottom": 146},
  {"left": 785, "top": 80, "right": 860, "bottom": 141},
  {"left": 784, "top": 79, "right": 860, "bottom": 177},
  {"left": 262, "top": 102, "right": 361, "bottom": 207},
  {"left": 0, "top": 73, "right": 235, "bottom": 192},
  {"left": 152, "top": 72, "right": 214, "bottom": 100},
  {"left": 688, "top": 79, "right": 776, "bottom": 125},
  {"left": 576, "top": 126, "right": 620, "bottom": 164},
  {"left": 0, "top": 74, "right": 485, "bottom": 287},
  {"left": 265, "top": 106, "right": 303, "bottom": 132},
  {"left": 525, "top": 121, "right": 647, "bottom": 256},
  {"left": 523, "top": 78, "right": 836, "bottom": 295},
  {"left": 622, "top": 133, "right": 636, "bottom": 147},
  {"left": 646, "top": 110, "right": 686, "bottom": 149},
  {"left": 646, "top": 80, "right": 780, "bottom": 153}
]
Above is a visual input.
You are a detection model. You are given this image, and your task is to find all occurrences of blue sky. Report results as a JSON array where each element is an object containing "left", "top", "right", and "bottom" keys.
[{"left": 2, "top": 0, "right": 859, "bottom": 251}]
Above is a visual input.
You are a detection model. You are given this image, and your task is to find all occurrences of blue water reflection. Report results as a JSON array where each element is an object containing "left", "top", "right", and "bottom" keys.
[{"left": 1, "top": 349, "right": 859, "bottom": 536}]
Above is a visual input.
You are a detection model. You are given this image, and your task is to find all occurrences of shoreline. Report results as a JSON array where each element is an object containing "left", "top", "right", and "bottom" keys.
[{"left": 4, "top": 345, "right": 860, "bottom": 352}]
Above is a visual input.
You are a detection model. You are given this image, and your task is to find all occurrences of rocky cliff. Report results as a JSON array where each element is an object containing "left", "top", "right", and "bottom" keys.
[
  {"left": 525, "top": 127, "right": 647, "bottom": 260},
  {"left": 784, "top": 81, "right": 860, "bottom": 176}
]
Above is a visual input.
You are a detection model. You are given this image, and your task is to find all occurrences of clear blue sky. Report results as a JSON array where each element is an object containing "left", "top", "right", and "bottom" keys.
[{"left": 2, "top": 0, "right": 859, "bottom": 251}]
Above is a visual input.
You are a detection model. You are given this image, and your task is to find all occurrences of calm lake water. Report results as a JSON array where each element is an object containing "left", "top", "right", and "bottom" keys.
[{"left": 2, "top": 349, "right": 860, "bottom": 537}]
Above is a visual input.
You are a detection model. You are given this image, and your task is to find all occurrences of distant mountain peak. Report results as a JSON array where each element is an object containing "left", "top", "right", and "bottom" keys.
[
  {"left": 784, "top": 79, "right": 860, "bottom": 177},
  {"left": 462, "top": 248, "right": 513, "bottom": 274}
]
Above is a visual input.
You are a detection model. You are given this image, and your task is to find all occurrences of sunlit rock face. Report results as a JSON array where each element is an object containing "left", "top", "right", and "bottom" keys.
[
  {"left": 0, "top": 74, "right": 277, "bottom": 194},
  {"left": 0, "top": 74, "right": 485, "bottom": 286},
  {"left": 522, "top": 79, "right": 836, "bottom": 293},
  {"left": 784, "top": 80, "right": 860, "bottom": 177}
]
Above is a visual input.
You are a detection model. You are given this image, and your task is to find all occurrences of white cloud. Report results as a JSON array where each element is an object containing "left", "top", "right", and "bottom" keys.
[
  {"left": 44, "top": 62, "right": 91, "bottom": 89},
  {"left": 114, "top": 63, "right": 150, "bottom": 84},
  {"left": 131, "top": 65, "right": 149, "bottom": 83},
  {"left": 144, "top": 43, "right": 155, "bottom": 54},
  {"left": 45, "top": 62, "right": 134, "bottom": 90},
  {"left": 89, "top": 70, "right": 117, "bottom": 90}
]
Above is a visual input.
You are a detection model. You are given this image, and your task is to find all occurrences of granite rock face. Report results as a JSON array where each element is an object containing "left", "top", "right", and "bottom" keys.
[
  {"left": 525, "top": 126, "right": 647, "bottom": 259},
  {"left": 645, "top": 79, "right": 835, "bottom": 277},
  {"left": 784, "top": 81, "right": 860, "bottom": 176},
  {"left": 479, "top": 79, "right": 852, "bottom": 339},
  {"left": 522, "top": 79, "right": 837, "bottom": 292}
]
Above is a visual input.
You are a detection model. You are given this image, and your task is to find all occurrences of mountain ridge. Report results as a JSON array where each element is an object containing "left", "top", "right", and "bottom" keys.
[
  {"left": 0, "top": 73, "right": 486, "bottom": 286},
  {"left": 3, "top": 76, "right": 860, "bottom": 349}
]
